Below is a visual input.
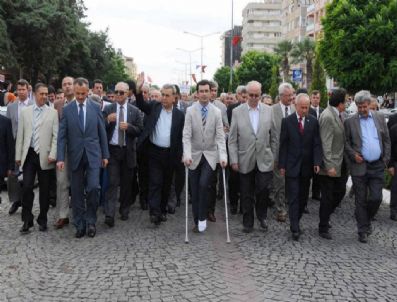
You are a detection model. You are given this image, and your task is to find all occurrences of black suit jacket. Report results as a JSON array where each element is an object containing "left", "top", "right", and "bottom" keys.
[
  {"left": 227, "top": 102, "right": 241, "bottom": 125},
  {"left": 278, "top": 113, "right": 322, "bottom": 178},
  {"left": 103, "top": 102, "right": 144, "bottom": 169},
  {"left": 0, "top": 115, "right": 14, "bottom": 177},
  {"left": 309, "top": 107, "right": 323, "bottom": 120},
  {"left": 388, "top": 113, "right": 397, "bottom": 130},
  {"left": 136, "top": 92, "right": 185, "bottom": 165}
]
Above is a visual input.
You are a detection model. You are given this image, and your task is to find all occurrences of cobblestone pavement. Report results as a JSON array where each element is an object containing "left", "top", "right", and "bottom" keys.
[{"left": 0, "top": 188, "right": 397, "bottom": 302}]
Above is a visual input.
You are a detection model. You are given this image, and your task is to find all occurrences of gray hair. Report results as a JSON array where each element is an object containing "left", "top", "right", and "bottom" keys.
[
  {"left": 115, "top": 82, "right": 129, "bottom": 91},
  {"left": 162, "top": 84, "right": 176, "bottom": 95},
  {"left": 354, "top": 90, "right": 371, "bottom": 104},
  {"left": 90, "top": 94, "right": 101, "bottom": 104},
  {"left": 246, "top": 81, "right": 262, "bottom": 91},
  {"left": 236, "top": 85, "right": 247, "bottom": 94},
  {"left": 278, "top": 82, "right": 293, "bottom": 96},
  {"left": 296, "top": 93, "right": 310, "bottom": 105}
]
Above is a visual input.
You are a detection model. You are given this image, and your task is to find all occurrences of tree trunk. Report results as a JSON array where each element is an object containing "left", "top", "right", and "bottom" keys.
[{"left": 306, "top": 59, "right": 313, "bottom": 89}]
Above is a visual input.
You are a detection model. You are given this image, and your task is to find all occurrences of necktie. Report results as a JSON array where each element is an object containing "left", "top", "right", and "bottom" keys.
[
  {"left": 78, "top": 103, "right": 84, "bottom": 132},
  {"left": 201, "top": 106, "right": 208, "bottom": 128},
  {"left": 33, "top": 107, "right": 43, "bottom": 154},
  {"left": 118, "top": 105, "right": 125, "bottom": 147},
  {"left": 339, "top": 113, "right": 343, "bottom": 123},
  {"left": 298, "top": 116, "right": 304, "bottom": 135},
  {"left": 284, "top": 106, "right": 289, "bottom": 118}
]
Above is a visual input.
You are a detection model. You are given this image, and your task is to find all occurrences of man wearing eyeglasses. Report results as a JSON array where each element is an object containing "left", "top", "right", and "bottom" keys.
[
  {"left": 135, "top": 72, "right": 185, "bottom": 226},
  {"left": 102, "top": 82, "right": 143, "bottom": 227},
  {"left": 228, "top": 81, "right": 274, "bottom": 233}
]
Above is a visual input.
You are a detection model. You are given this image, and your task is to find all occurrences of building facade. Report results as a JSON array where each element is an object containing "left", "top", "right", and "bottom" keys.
[
  {"left": 221, "top": 26, "right": 243, "bottom": 67},
  {"left": 306, "top": 0, "right": 332, "bottom": 40}
]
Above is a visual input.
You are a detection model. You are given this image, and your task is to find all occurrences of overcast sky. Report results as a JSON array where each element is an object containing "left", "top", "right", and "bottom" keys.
[{"left": 84, "top": 0, "right": 252, "bottom": 86}]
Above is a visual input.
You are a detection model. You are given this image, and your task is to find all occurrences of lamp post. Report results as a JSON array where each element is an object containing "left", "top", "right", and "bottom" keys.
[
  {"left": 176, "top": 48, "right": 201, "bottom": 88},
  {"left": 183, "top": 31, "right": 220, "bottom": 80}
]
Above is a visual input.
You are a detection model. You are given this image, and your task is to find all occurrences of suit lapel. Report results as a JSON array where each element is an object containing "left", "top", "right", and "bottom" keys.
[
  {"left": 243, "top": 105, "right": 256, "bottom": 137},
  {"left": 371, "top": 112, "right": 383, "bottom": 151},
  {"left": 195, "top": 103, "right": 204, "bottom": 136},
  {"left": 354, "top": 114, "right": 362, "bottom": 141}
]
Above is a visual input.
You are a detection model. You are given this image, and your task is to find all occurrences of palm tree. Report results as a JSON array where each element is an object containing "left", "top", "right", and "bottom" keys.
[
  {"left": 274, "top": 40, "right": 293, "bottom": 82},
  {"left": 291, "top": 38, "right": 316, "bottom": 88}
]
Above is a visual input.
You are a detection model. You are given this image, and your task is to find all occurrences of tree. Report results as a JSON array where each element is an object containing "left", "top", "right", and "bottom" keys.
[
  {"left": 213, "top": 66, "right": 237, "bottom": 93},
  {"left": 319, "top": 0, "right": 397, "bottom": 94},
  {"left": 274, "top": 40, "right": 293, "bottom": 82},
  {"left": 269, "top": 64, "right": 281, "bottom": 101},
  {"left": 310, "top": 53, "right": 328, "bottom": 108},
  {"left": 291, "top": 38, "right": 316, "bottom": 89},
  {"left": 235, "top": 51, "right": 277, "bottom": 93}
]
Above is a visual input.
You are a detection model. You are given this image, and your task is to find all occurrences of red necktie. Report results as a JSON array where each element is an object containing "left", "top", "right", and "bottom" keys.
[{"left": 298, "top": 117, "right": 304, "bottom": 135}]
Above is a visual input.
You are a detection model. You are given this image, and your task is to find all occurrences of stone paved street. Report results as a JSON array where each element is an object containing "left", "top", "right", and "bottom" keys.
[{"left": 0, "top": 188, "right": 396, "bottom": 302}]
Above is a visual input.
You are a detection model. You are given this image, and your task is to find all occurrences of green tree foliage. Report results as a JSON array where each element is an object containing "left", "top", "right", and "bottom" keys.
[
  {"left": 310, "top": 53, "right": 328, "bottom": 108},
  {"left": 319, "top": 0, "right": 397, "bottom": 94},
  {"left": 235, "top": 51, "right": 276, "bottom": 93},
  {"left": 274, "top": 40, "right": 293, "bottom": 82},
  {"left": 213, "top": 66, "right": 237, "bottom": 93},
  {"left": 290, "top": 38, "right": 316, "bottom": 88},
  {"left": 269, "top": 64, "right": 281, "bottom": 101}
]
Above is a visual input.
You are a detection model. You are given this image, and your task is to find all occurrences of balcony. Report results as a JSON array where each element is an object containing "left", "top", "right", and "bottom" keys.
[
  {"left": 306, "top": 23, "right": 315, "bottom": 33},
  {"left": 307, "top": 3, "right": 315, "bottom": 14}
]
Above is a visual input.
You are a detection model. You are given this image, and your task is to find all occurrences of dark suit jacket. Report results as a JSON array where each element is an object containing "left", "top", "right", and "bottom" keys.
[
  {"left": 309, "top": 107, "right": 323, "bottom": 119},
  {"left": 0, "top": 115, "right": 14, "bottom": 176},
  {"left": 227, "top": 102, "right": 242, "bottom": 125},
  {"left": 57, "top": 99, "right": 110, "bottom": 171},
  {"left": 278, "top": 113, "right": 322, "bottom": 178},
  {"left": 135, "top": 92, "right": 185, "bottom": 165},
  {"left": 388, "top": 112, "right": 397, "bottom": 130},
  {"left": 103, "top": 102, "right": 143, "bottom": 168}
]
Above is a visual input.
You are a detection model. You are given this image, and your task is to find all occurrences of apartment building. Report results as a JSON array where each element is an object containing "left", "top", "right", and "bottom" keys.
[
  {"left": 221, "top": 26, "right": 243, "bottom": 67},
  {"left": 281, "top": 0, "right": 313, "bottom": 42},
  {"left": 306, "top": 0, "right": 332, "bottom": 40}
]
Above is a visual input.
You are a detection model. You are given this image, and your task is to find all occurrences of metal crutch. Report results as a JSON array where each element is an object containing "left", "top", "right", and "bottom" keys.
[
  {"left": 185, "top": 166, "right": 189, "bottom": 243},
  {"left": 222, "top": 168, "right": 231, "bottom": 243}
]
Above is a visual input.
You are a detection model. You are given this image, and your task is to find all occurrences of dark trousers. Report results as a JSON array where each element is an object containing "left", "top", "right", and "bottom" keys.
[
  {"left": 168, "top": 162, "right": 185, "bottom": 209},
  {"left": 70, "top": 151, "right": 100, "bottom": 231},
  {"left": 208, "top": 164, "right": 220, "bottom": 214},
  {"left": 311, "top": 174, "right": 321, "bottom": 198},
  {"left": 390, "top": 163, "right": 397, "bottom": 216},
  {"left": 190, "top": 157, "right": 214, "bottom": 225},
  {"left": 318, "top": 174, "right": 347, "bottom": 233},
  {"left": 148, "top": 144, "right": 173, "bottom": 217},
  {"left": 286, "top": 176, "right": 311, "bottom": 233},
  {"left": 99, "top": 167, "right": 109, "bottom": 207},
  {"left": 21, "top": 148, "right": 52, "bottom": 225},
  {"left": 228, "top": 167, "right": 240, "bottom": 209},
  {"left": 137, "top": 148, "right": 149, "bottom": 206},
  {"left": 49, "top": 169, "right": 57, "bottom": 203},
  {"left": 105, "top": 146, "right": 134, "bottom": 218},
  {"left": 240, "top": 167, "right": 272, "bottom": 228},
  {"left": 352, "top": 160, "right": 384, "bottom": 234}
]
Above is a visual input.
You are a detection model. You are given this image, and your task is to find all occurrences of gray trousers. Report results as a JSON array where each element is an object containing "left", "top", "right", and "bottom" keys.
[
  {"left": 272, "top": 166, "right": 287, "bottom": 214},
  {"left": 57, "top": 154, "right": 70, "bottom": 219}
]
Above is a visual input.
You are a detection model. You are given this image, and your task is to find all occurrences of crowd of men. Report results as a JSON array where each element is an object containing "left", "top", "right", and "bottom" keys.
[{"left": 0, "top": 73, "right": 395, "bottom": 244}]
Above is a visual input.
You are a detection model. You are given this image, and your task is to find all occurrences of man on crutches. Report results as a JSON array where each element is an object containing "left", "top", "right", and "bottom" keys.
[
  {"left": 228, "top": 81, "right": 275, "bottom": 233},
  {"left": 182, "top": 80, "right": 227, "bottom": 234}
]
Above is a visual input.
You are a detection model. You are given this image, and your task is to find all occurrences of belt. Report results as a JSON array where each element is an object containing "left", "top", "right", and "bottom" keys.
[
  {"left": 109, "top": 144, "right": 127, "bottom": 149},
  {"left": 149, "top": 142, "right": 170, "bottom": 152},
  {"left": 365, "top": 158, "right": 381, "bottom": 164}
]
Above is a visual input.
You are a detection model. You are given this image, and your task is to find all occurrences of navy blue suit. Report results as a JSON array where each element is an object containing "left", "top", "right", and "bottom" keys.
[
  {"left": 57, "top": 99, "right": 109, "bottom": 231},
  {"left": 0, "top": 115, "right": 14, "bottom": 178}
]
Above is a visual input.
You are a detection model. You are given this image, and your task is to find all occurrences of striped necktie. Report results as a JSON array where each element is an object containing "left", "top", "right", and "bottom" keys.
[
  {"left": 33, "top": 106, "right": 43, "bottom": 154},
  {"left": 201, "top": 106, "right": 208, "bottom": 128}
]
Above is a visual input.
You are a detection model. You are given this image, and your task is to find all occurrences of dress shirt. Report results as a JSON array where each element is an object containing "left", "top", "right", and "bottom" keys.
[
  {"left": 110, "top": 103, "right": 128, "bottom": 146},
  {"left": 359, "top": 112, "right": 381, "bottom": 162},
  {"left": 18, "top": 98, "right": 30, "bottom": 120},
  {"left": 280, "top": 103, "right": 291, "bottom": 118},
  {"left": 296, "top": 112, "right": 305, "bottom": 129},
  {"left": 150, "top": 106, "right": 173, "bottom": 148},
  {"left": 76, "top": 99, "right": 87, "bottom": 130},
  {"left": 30, "top": 104, "right": 46, "bottom": 148},
  {"left": 247, "top": 103, "right": 259, "bottom": 135},
  {"left": 311, "top": 105, "right": 320, "bottom": 118}
]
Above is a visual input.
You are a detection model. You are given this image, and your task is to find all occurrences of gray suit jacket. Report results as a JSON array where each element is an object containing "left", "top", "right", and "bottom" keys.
[
  {"left": 15, "top": 105, "right": 58, "bottom": 170},
  {"left": 270, "top": 102, "right": 295, "bottom": 162},
  {"left": 228, "top": 103, "right": 274, "bottom": 174},
  {"left": 6, "top": 98, "right": 34, "bottom": 139},
  {"left": 183, "top": 102, "right": 227, "bottom": 170},
  {"left": 318, "top": 105, "right": 345, "bottom": 177},
  {"left": 344, "top": 111, "right": 390, "bottom": 176},
  {"left": 211, "top": 99, "right": 229, "bottom": 128}
]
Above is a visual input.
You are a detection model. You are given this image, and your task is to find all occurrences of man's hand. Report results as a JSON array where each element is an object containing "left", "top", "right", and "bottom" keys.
[
  {"left": 136, "top": 72, "right": 145, "bottom": 93},
  {"left": 388, "top": 167, "right": 395, "bottom": 176},
  {"left": 102, "top": 159, "right": 108, "bottom": 168},
  {"left": 314, "top": 166, "right": 320, "bottom": 174},
  {"left": 107, "top": 113, "right": 117, "bottom": 123},
  {"left": 220, "top": 160, "right": 227, "bottom": 168},
  {"left": 327, "top": 168, "right": 337, "bottom": 177},
  {"left": 354, "top": 153, "right": 364, "bottom": 164},
  {"left": 57, "top": 161, "right": 65, "bottom": 171},
  {"left": 48, "top": 157, "right": 56, "bottom": 164},
  {"left": 15, "top": 160, "right": 21, "bottom": 166},
  {"left": 279, "top": 168, "right": 286, "bottom": 176},
  {"left": 231, "top": 163, "right": 239, "bottom": 172},
  {"left": 119, "top": 122, "right": 128, "bottom": 131},
  {"left": 184, "top": 158, "right": 192, "bottom": 167}
]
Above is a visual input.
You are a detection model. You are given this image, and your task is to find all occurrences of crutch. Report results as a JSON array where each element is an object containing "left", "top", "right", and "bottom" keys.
[
  {"left": 222, "top": 168, "right": 231, "bottom": 243},
  {"left": 185, "top": 166, "right": 189, "bottom": 243}
]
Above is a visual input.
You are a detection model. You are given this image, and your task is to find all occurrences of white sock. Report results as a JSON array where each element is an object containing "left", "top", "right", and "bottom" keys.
[{"left": 198, "top": 220, "right": 207, "bottom": 232}]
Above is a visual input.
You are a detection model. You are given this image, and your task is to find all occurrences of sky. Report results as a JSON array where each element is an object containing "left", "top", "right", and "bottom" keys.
[{"left": 84, "top": 0, "right": 253, "bottom": 86}]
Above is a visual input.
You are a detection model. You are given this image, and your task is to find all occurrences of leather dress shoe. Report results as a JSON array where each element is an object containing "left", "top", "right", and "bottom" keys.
[
  {"left": 150, "top": 215, "right": 161, "bottom": 226},
  {"left": 303, "top": 205, "right": 309, "bottom": 214},
  {"left": 20, "top": 221, "right": 34, "bottom": 234},
  {"left": 208, "top": 213, "right": 216, "bottom": 222},
  {"left": 390, "top": 214, "right": 397, "bottom": 221},
  {"left": 104, "top": 216, "right": 115, "bottom": 228},
  {"left": 49, "top": 198, "right": 56, "bottom": 207},
  {"left": 319, "top": 232, "right": 332, "bottom": 240},
  {"left": 168, "top": 207, "right": 175, "bottom": 214},
  {"left": 54, "top": 218, "right": 69, "bottom": 229},
  {"left": 368, "top": 225, "right": 373, "bottom": 235},
  {"left": 9, "top": 201, "right": 21, "bottom": 215},
  {"left": 38, "top": 223, "right": 48, "bottom": 232},
  {"left": 358, "top": 232, "right": 368, "bottom": 243},
  {"left": 160, "top": 214, "right": 167, "bottom": 222},
  {"left": 259, "top": 219, "right": 268, "bottom": 231},
  {"left": 192, "top": 225, "right": 199, "bottom": 233},
  {"left": 87, "top": 225, "right": 96, "bottom": 238},
  {"left": 75, "top": 229, "right": 85, "bottom": 238},
  {"left": 120, "top": 215, "right": 129, "bottom": 221},
  {"left": 140, "top": 202, "right": 148, "bottom": 211},
  {"left": 276, "top": 212, "right": 287, "bottom": 222},
  {"left": 176, "top": 198, "right": 181, "bottom": 207},
  {"left": 292, "top": 232, "right": 300, "bottom": 241},
  {"left": 242, "top": 227, "right": 253, "bottom": 233}
]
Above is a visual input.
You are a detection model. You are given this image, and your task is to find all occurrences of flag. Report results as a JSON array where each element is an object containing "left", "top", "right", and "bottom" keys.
[
  {"left": 147, "top": 75, "right": 153, "bottom": 83},
  {"left": 191, "top": 74, "right": 197, "bottom": 84},
  {"left": 201, "top": 65, "right": 207, "bottom": 73},
  {"left": 232, "top": 35, "right": 242, "bottom": 46},
  {"left": 196, "top": 65, "right": 201, "bottom": 70}
]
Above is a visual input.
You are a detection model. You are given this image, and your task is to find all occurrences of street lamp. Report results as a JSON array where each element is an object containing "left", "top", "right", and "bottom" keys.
[
  {"left": 176, "top": 48, "right": 201, "bottom": 87},
  {"left": 183, "top": 30, "right": 221, "bottom": 80},
  {"left": 175, "top": 60, "right": 190, "bottom": 85}
]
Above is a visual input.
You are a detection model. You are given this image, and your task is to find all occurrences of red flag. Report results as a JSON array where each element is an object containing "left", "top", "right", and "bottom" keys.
[
  {"left": 191, "top": 74, "right": 197, "bottom": 84},
  {"left": 232, "top": 35, "right": 242, "bottom": 46},
  {"left": 201, "top": 65, "right": 207, "bottom": 73}
]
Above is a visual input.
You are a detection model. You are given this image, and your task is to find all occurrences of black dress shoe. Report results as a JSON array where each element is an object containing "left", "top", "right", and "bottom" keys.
[
  {"left": 49, "top": 198, "right": 56, "bottom": 208},
  {"left": 259, "top": 219, "right": 268, "bottom": 231},
  {"left": 120, "top": 215, "right": 129, "bottom": 221},
  {"left": 176, "top": 198, "right": 181, "bottom": 207},
  {"left": 242, "top": 227, "right": 253, "bottom": 233},
  {"left": 319, "top": 232, "right": 332, "bottom": 240},
  {"left": 358, "top": 232, "right": 368, "bottom": 243},
  {"left": 140, "top": 202, "right": 148, "bottom": 211},
  {"left": 38, "top": 223, "right": 48, "bottom": 232},
  {"left": 160, "top": 214, "right": 167, "bottom": 222},
  {"left": 105, "top": 216, "right": 115, "bottom": 228},
  {"left": 292, "top": 232, "right": 300, "bottom": 241},
  {"left": 390, "top": 214, "right": 397, "bottom": 221},
  {"left": 192, "top": 225, "right": 199, "bottom": 233},
  {"left": 168, "top": 207, "right": 175, "bottom": 214},
  {"left": 87, "top": 225, "right": 96, "bottom": 238},
  {"left": 20, "top": 221, "right": 33, "bottom": 234},
  {"left": 75, "top": 229, "right": 85, "bottom": 238},
  {"left": 9, "top": 201, "right": 21, "bottom": 215},
  {"left": 150, "top": 215, "right": 161, "bottom": 226}
]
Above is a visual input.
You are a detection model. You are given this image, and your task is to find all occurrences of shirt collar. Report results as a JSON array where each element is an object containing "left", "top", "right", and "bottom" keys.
[
  {"left": 19, "top": 98, "right": 29, "bottom": 105},
  {"left": 247, "top": 103, "right": 259, "bottom": 111},
  {"left": 359, "top": 111, "right": 372, "bottom": 119},
  {"left": 296, "top": 112, "right": 305, "bottom": 120}
]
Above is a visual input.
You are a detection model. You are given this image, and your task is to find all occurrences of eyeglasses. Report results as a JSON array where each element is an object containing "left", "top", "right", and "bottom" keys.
[
  {"left": 114, "top": 90, "right": 126, "bottom": 96},
  {"left": 249, "top": 93, "right": 260, "bottom": 98}
]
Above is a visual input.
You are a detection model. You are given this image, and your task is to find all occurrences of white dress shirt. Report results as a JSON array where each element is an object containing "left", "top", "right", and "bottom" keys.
[
  {"left": 280, "top": 103, "right": 292, "bottom": 118},
  {"left": 311, "top": 105, "right": 320, "bottom": 118},
  {"left": 110, "top": 103, "right": 128, "bottom": 146},
  {"left": 150, "top": 106, "right": 173, "bottom": 148},
  {"left": 247, "top": 103, "right": 259, "bottom": 135},
  {"left": 296, "top": 112, "right": 305, "bottom": 129},
  {"left": 18, "top": 98, "right": 30, "bottom": 120}
]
